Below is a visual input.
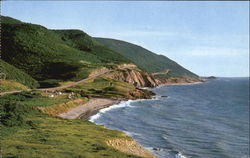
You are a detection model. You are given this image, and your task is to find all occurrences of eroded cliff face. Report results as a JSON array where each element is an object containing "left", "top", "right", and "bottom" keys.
[
  {"left": 104, "top": 68, "right": 159, "bottom": 88},
  {"left": 101, "top": 64, "right": 201, "bottom": 90},
  {"left": 127, "top": 88, "right": 155, "bottom": 100}
]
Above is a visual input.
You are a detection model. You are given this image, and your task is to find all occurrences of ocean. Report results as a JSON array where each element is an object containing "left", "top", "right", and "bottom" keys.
[{"left": 89, "top": 78, "right": 249, "bottom": 158}]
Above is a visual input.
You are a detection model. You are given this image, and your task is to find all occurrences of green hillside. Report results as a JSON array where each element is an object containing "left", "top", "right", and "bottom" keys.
[
  {"left": 0, "top": 92, "right": 140, "bottom": 158},
  {"left": 1, "top": 16, "right": 130, "bottom": 87},
  {"left": 53, "top": 30, "right": 129, "bottom": 64},
  {"left": 0, "top": 59, "right": 39, "bottom": 88},
  {"left": 95, "top": 38, "right": 198, "bottom": 78},
  {"left": 1, "top": 16, "right": 23, "bottom": 24}
]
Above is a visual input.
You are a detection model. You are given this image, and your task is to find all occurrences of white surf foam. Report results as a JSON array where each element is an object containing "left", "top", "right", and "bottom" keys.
[
  {"left": 88, "top": 113, "right": 102, "bottom": 122},
  {"left": 175, "top": 152, "right": 188, "bottom": 158},
  {"left": 89, "top": 98, "right": 153, "bottom": 122},
  {"left": 89, "top": 100, "right": 135, "bottom": 122},
  {"left": 155, "top": 84, "right": 168, "bottom": 89},
  {"left": 123, "top": 130, "right": 142, "bottom": 137},
  {"left": 140, "top": 87, "right": 150, "bottom": 90}
]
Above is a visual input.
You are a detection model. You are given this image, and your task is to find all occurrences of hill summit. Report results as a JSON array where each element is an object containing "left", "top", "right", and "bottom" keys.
[
  {"left": 1, "top": 16, "right": 130, "bottom": 87},
  {"left": 1, "top": 16, "right": 199, "bottom": 89},
  {"left": 95, "top": 38, "right": 198, "bottom": 79}
]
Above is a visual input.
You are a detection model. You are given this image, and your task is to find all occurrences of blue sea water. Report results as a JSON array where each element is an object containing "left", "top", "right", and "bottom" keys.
[{"left": 90, "top": 78, "right": 249, "bottom": 158}]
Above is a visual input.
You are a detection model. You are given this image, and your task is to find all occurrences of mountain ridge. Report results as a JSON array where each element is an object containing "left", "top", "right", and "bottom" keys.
[
  {"left": 1, "top": 16, "right": 199, "bottom": 90},
  {"left": 1, "top": 16, "right": 131, "bottom": 88},
  {"left": 95, "top": 37, "right": 198, "bottom": 79},
  {"left": 1, "top": 16, "right": 201, "bottom": 158}
]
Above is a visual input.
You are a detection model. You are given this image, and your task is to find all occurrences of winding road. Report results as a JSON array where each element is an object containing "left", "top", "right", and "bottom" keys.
[{"left": 0, "top": 69, "right": 112, "bottom": 96}]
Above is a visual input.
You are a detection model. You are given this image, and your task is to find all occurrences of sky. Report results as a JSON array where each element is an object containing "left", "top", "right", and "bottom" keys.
[{"left": 1, "top": 1, "right": 249, "bottom": 77}]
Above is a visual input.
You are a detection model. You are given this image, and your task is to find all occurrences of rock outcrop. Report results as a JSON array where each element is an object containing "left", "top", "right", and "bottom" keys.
[
  {"left": 127, "top": 88, "right": 155, "bottom": 100},
  {"left": 106, "top": 138, "right": 156, "bottom": 158},
  {"left": 101, "top": 64, "right": 202, "bottom": 90},
  {"left": 104, "top": 68, "right": 158, "bottom": 88}
]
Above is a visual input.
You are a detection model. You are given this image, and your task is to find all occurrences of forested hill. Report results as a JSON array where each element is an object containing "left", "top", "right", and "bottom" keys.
[
  {"left": 95, "top": 38, "right": 198, "bottom": 78},
  {"left": 1, "top": 16, "right": 198, "bottom": 89},
  {"left": 1, "top": 16, "right": 130, "bottom": 87}
]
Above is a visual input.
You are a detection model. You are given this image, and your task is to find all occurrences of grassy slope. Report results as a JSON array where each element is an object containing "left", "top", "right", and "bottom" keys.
[
  {"left": 95, "top": 38, "right": 199, "bottom": 78},
  {"left": 0, "top": 59, "right": 39, "bottom": 88},
  {"left": 65, "top": 77, "right": 136, "bottom": 99},
  {"left": 0, "top": 80, "right": 28, "bottom": 92},
  {"left": 1, "top": 16, "right": 23, "bottom": 24},
  {"left": 0, "top": 16, "right": 154, "bottom": 158},
  {"left": 53, "top": 30, "right": 130, "bottom": 65},
  {"left": 0, "top": 92, "right": 140, "bottom": 158},
  {"left": 1, "top": 16, "right": 130, "bottom": 87}
]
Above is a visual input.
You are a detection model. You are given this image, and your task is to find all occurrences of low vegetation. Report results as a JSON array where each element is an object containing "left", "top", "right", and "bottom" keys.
[
  {"left": 65, "top": 77, "right": 136, "bottom": 99},
  {"left": 0, "top": 91, "right": 67, "bottom": 126},
  {"left": 0, "top": 59, "right": 39, "bottom": 88},
  {"left": 0, "top": 92, "right": 141, "bottom": 158},
  {"left": 38, "top": 98, "right": 88, "bottom": 116},
  {"left": 0, "top": 80, "right": 28, "bottom": 92}
]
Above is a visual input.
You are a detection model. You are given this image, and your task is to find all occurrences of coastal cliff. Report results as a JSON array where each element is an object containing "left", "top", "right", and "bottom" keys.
[
  {"left": 1, "top": 16, "right": 200, "bottom": 158},
  {"left": 104, "top": 68, "right": 158, "bottom": 88},
  {"left": 102, "top": 64, "right": 201, "bottom": 89}
]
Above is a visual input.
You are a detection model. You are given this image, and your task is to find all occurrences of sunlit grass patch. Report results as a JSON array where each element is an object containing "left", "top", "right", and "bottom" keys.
[
  {"left": 1, "top": 115, "right": 140, "bottom": 158},
  {"left": 0, "top": 79, "right": 28, "bottom": 92},
  {"left": 0, "top": 91, "right": 141, "bottom": 158},
  {"left": 65, "top": 77, "right": 135, "bottom": 98},
  {"left": 38, "top": 98, "right": 88, "bottom": 116}
]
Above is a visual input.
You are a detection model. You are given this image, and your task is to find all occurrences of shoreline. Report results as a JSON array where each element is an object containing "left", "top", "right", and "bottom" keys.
[
  {"left": 58, "top": 98, "right": 121, "bottom": 119},
  {"left": 57, "top": 81, "right": 203, "bottom": 158},
  {"left": 57, "top": 80, "right": 203, "bottom": 158},
  {"left": 155, "top": 81, "right": 204, "bottom": 88},
  {"left": 57, "top": 98, "right": 156, "bottom": 158}
]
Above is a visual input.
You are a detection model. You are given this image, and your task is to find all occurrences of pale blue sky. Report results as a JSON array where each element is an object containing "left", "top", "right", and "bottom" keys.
[{"left": 1, "top": 1, "right": 249, "bottom": 77}]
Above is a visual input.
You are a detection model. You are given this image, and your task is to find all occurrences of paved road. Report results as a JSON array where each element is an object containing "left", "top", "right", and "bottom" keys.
[
  {"left": 0, "top": 90, "right": 26, "bottom": 96},
  {"left": 38, "top": 70, "right": 111, "bottom": 92},
  {"left": 151, "top": 69, "right": 170, "bottom": 76},
  {"left": 0, "top": 70, "right": 111, "bottom": 96}
]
